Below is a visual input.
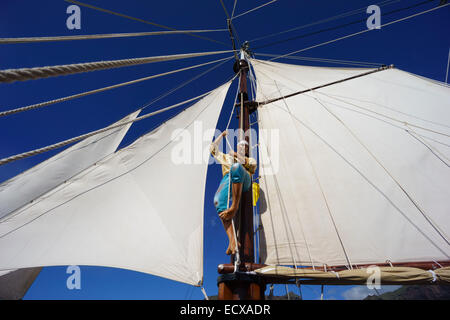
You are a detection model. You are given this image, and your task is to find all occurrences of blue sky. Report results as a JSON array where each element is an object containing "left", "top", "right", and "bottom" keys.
[{"left": 0, "top": 0, "right": 449, "bottom": 300}]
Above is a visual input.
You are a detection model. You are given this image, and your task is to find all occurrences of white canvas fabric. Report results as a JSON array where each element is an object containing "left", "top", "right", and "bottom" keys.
[
  {"left": 0, "top": 110, "right": 140, "bottom": 299},
  {"left": 252, "top": 59, "right": 450, "bottom": 267},
  {"left": 0, "top": 82, "right": 230, "bottom": 287},
  {"left": 0, "top": 110, "right": 141, "bottom": 219}
]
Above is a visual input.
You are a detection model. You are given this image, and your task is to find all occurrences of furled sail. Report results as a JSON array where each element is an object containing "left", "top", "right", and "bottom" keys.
[
  {"left": 252, "top": 58, "right": 450, "bottom": 268},
  {"left": 0, "top": 81, "right": 231, "bottom": 287},
  {"left": 0, "top": 110, "right": 140, "bottom": 300}
]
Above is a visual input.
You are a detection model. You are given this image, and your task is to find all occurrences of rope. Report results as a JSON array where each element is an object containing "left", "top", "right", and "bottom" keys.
[
  {"left": 406, "top": 129, "right": 450, "bottom": 167},
  {"left": 139, "top": 57, "right": 234, "bottom": 111},
  {"left": 220, "top": 0, "right": 241, "bottom": 52},
  {"left": 254, "top": 53, "right": 383, "bottom": 67},
  {"left": 253, "top": 0, "right": 433, "bottom": 50},
  {"left": 64, "top": 0, "right": 228, "bottom": 46},
  {"left": 314, "top": 92, "right": 450, "bottom": 138},
  {"left": 266, "top": 3, "right": 450, "bottom": 61},
  {"left": 0, "top": 50, "right": 233, "bottom": 83},
  {"left": 256, "top": 83, "right": 303, "bottom": 269},
  {"left": 218, "top": 0, "right": 231, "bottom": 20},
  {"left": 271, "top": 103, "right": 449, "bottom": 258},
  {"left": 232, "top": 0, "right": 278, "bottom": 20},
  {"left": 256, "top": 67, "right": 450, "bottom": 258},
  {"left": 0, "top": 29, "right": 228, "bottom": 44},
  {"left": 231, "top": 0, "right": 238, "bottom": 18},
  {"left": 273, "top": 80, "right": 341, "bottom": 270},
  {"left": 0, "top": 84, "right": 231, "bottom": 166},
  {"left": 0, "top": 56, "right": 232, "bottom": 117},
  {"left": 200, "top": 287, "right": 209, "bottom": 300}
]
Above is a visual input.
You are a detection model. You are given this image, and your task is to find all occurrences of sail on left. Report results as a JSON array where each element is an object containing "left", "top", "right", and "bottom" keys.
[
  {"left": 0, "top": 81, "right": 231, "bottom": 289},
  {"left": 0, "top": 110, "right": 140, "bottom": 299},
  {"left": 0, "top": 110, "right": 141, "bottom": 219}
]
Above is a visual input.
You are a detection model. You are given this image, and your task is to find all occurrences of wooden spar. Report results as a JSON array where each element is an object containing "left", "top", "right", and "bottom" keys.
[
  {"left": 218, "top": 260, "right": 450, "bottom": 274},
  {"left": 218, "top": 51, "right": 266, "bottom": 300}
]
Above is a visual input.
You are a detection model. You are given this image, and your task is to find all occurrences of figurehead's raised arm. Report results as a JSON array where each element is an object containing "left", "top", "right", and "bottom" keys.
[{"left": 210, "top": 130, "right": 228, "bottom": 161}]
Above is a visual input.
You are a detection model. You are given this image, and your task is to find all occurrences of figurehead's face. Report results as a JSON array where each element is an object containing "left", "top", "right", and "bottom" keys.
[{"left": 237, "top": 141, "right": 249, "bottom": 157}]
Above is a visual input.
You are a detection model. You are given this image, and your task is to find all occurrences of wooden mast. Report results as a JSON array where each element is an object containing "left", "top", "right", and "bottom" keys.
[{"left": 217, "top": 48, "right": 265, "bottom": 300}]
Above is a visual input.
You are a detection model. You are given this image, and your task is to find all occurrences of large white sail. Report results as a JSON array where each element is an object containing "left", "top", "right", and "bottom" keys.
[
  {"left": 252, "top": 59, "right": 450, "bottom": 268},
  {"left": 0, "top": 81, "right": 231, "bottom": 286},
  {"left": 0, "top": 110, "right": 140, "bottom": 300}
]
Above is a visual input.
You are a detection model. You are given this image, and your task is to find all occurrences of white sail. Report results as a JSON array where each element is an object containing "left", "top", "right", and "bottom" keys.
[
  {"left": 0, "top": 81, "right": 230, "bottom": 286},
  {"left": 0, "top": 110, "right": 140, "bottom": 300},
  {"left": 0, "top": 110, "right": 141, "bottom": 219},
  {"left": 252, "top": 59, "right": 450, "bottom": 268}
]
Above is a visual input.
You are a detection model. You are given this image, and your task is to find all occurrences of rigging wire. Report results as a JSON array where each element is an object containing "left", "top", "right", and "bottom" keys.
[
  {"left": 64, "top": 0, "right": 228, "bottom": 46},
  {"left": 248, "top": 0, "right": 399, "bottom": 43},
  {"left": 253, "top": 72, "right": 312, "bottom": 269},
  {"left": 231, "top": 0, "right": 238, "bottom": 18},
  {"left": 254, "top": 53, "right": 384, "bottom": 68},
  {"left": 446, "top": 48, "right": 450, "bottom": 84},
  {"left": 0, "top": 76, "right": 238, "bottom": 238},
  {"left": 252, "top": 62, "right": 450, "bottom": 138},
  {"left": 218, "top": 0, "right": 231, "bottom": 20},
  {"left": 314, "top": 92, "right": 450, "bottom": 137},
  {"left": 0, "top": 75, "right": 238, "bottom": 166},
  {"left": 253, "top": 0, "right": 434, "bottom": 50},
  {"left": 231, "top": 0, "right": 278, "bottom": 20},
  {"left": 303, "top": 91, "right": 450, "bottom": 161},
  {"left": 273, "top": 80, "right": 348, "bottom": 269},
  {"left": 268, "top": 102, "right": 450, "bottom": 258},
  {"left": 140, "top": 57, "right": 234, "bottom": 111},
  {"left": 0, "top": 50, "right": 233, "bottom": 84},
  {"left": 252, "top": 62, "right": 450, "bottom": 258},
  {"left": 405, "top": 129, "right": 450, "bottom": 167},
  {"left": 0, "top": 29, "right": 228, "bottom": 44},
  {"left": 265, "top": 2, "right": 450, "bottom": 61},
  {"left": 218, "top": 0, "right": 241, "bottom": 48},
  {"left": 0, "top": 56, "right": 233, "bottom": 118}
]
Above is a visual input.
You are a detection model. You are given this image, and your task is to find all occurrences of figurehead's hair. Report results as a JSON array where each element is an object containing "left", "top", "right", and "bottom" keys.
[{"left": 237, "top": 140, "right": 248, "bottom": 146}]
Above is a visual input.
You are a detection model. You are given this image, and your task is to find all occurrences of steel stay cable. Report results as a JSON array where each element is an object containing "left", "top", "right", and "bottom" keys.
[
  {"left": 253, "top": 0, "right": 433, "bottom": 50},
  {"left": 248, "top": 0, "right": 399, "bottom": 43},
  {"left": 0, "top": 29, "right": 228, "bottom": 44},
  {"left": 266, "top": 2, "right": 450, "bottom": 61},
  {"left": 231, "top": 0, "right": 278, "bottom": 20},
  {"left": 64, "top": 0, "right": 228, "bottom": 46}
]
